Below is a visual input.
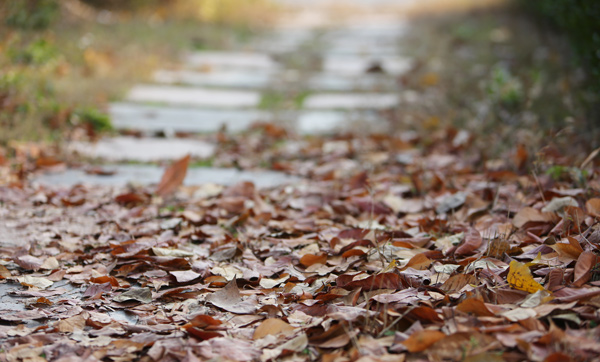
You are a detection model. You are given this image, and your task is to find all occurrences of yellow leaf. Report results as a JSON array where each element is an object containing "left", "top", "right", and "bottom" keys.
[
  {"left": 507, "top": 260, "right": 545, "bottom": 294},
  {"left": 379, "top": 259, "right": 397, "bottom": 274},
  {"left": 525, "top": 252, "right": 542, "bottom": 267}
]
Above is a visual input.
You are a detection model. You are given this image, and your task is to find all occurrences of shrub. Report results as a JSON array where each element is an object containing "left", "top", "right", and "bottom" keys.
[{"left": 3, "top": 0, "right": 59, "bottom": 30}]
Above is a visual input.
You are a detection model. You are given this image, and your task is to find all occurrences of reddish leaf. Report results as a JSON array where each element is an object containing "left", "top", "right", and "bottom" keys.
[
  {"left": 185, "top": 326, "right": 223, "bottom": 341},
  {"left": 90, "top": 275, "right": 120, "bottom": 287},
  {"left": 455, "top": 228, "right": 482, "bottom": 256},
  {"left": 456, "top": 298, "right": 495, "bottom": 317},
  {"left": 115, "top": 192, "right": 148, "bottom": 205},
  {"left": 155, "top": 154, "right": 190, "bottom": 196},
  {"left": 189, "top": 315, "right": 223, "bottom": 328},
  {"left": 573, "top": 251, "right": 600, "bottom": 287},
  {"left": 300, "top": 253, "right": 328, "bottom": 267}
]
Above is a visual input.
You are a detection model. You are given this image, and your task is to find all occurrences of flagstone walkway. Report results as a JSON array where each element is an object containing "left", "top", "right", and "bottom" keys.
[{"left": 36, "top": 0, "right": 418, "bottom": 188}]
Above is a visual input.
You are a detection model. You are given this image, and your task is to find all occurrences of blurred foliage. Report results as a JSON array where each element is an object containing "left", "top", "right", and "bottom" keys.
[
  {"left": 0, "top": 0, "right": 275, "bottom": 145},
  {"left": 518, "top": 0, "right": 599, "bottom": 147},
  {"left": 519, "top": 1, "right": 600, "bottom": 87},
  {"left": 2, "top": 0, "right": 60, "bottom": 30}
]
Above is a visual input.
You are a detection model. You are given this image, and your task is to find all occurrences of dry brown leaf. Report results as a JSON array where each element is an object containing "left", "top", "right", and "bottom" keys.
[
  {"left": 441, "top": 274, "right": 478, "bottom": 293},
  {"left": 300, "top": 253, "right": 328, "bottom": 267},
  {"left": 402, "top": 330, "right": 446, "bottom": 352},
  {"left": 205, "top": 279, "right": 257, "bottom": 314},
  {"left": 513, "top": 207, "right": 557, "bottom": 228},
  {"left": 573, "top": 251, "right": 599, "bottom": 287},
  {"left": 253, "top": 318, "right": 295, "bottom": 340},
  {"left": 56, "top": 313, "right": 88, "bottom": 333},
  {"left": 586, "top": 198, "right": 600, "bottom": 218},
  {"left": 155, "top": 154, "right": 190, "bottom": 196},
  {"left": 456, "top": 298, "right": 495, "bottom": 317},
  {"left": 0, "top": 264, "right": 11, "bottom": 278},
  {"left": 455, "top": 228, "right": 482, "bottom": 256},
  {"left": 400, "top": 253, "right": 432, "bottom": 271}
]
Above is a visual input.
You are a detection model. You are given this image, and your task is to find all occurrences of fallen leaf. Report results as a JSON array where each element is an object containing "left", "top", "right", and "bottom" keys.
[
  {"left": 56, "top": 313, "right": 87, "bottom": 333},
  {"left": 113, "top": 287, "right": 153, "bottom": 304},
  {"left": 253, "top": 318, "right": 295, "bottom": 339},
  {"left": 586, "top": 198, "right": 600, "bottom": 218},
  {"left": 205, "top": 279, "right": 257, "bottom": 314},
  {"left": 300, "top": 253, "right": 328, "bottom": 267},
  {"left": 155, "top": 154, "right": 190, "bottom": 196},
  {"left": 513, "top": 207, "right": 558, "bottom": 228},
  {"left": 17, "top": 275, "right": 53, "bottom": 289},
  {"left": 152, "top": 247, "right": 194, "bottom": 257},
  {"left": 455, "top": 228, "right": 482, "bottom": 256},
  {"left": 507, "top": 260, "right": 545, "bottom": 294},
  {"left": 402, "top": 330, "right": 446, "bottom": 352},
  {"left": 573, "top": 251, "right": 599, "bottom": 287},
  {"left": 456, "top": 298, "right": 495, "bottom": 317}
]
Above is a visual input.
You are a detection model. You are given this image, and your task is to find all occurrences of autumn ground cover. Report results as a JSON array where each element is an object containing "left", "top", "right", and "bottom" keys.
[{"left": 1, "top": 1, "right": 600, "bottom": 362}]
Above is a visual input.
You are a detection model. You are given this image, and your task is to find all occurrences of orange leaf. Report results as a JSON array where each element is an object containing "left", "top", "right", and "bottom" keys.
[
  {"left": 507, "top": 260, "right": 545, "bottom": 294},
  {"left": 300, "top": 253, "right": 327, "bottom": 267},
  {"left": 156, "top": 154, "right": 190, "bottom": 197},
  {"left": 552, "top": 238, "right": 583, "bottom": 260},
  {"left": 456, "top": 298, "right": 495, "bottom": 317},
  {"left": 402, "top": 330, "right": 446, "bottom": 352},
  {"left": 401, "top": 253, "right": 432, "bottom": 271},
  {"left": 586, "top": 198, "right": 600, "bottom": 218},
  {"left": 513, "top": 144, "right": 528, "bottom": 170},
  {"left": 341, "top": 249, "right": 366, "bottom": 258},
  {"left": 253, "top": 318, "right": 295, "bottom": 340}
]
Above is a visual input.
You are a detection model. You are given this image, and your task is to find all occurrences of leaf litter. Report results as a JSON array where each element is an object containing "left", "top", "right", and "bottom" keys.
[{"left": 2, "top": 130, "right": 600, "bottom": 361}]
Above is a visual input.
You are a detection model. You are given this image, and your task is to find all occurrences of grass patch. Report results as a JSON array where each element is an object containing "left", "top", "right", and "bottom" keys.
[
  {"left": 0, "top": 1, "right": 278, "bottom": 145},
  {"left": 396, "top": 5, "right": 597, "bottom": 160}
]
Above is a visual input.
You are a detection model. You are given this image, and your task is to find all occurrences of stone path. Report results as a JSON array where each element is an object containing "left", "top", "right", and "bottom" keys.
[{"left": 36, "top": 0, "right": 417, "bottom": 189}]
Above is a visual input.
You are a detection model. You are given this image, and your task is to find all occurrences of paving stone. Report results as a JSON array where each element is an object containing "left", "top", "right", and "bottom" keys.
[
  {"left": 304, "top": 92, "right": 399, "bottom": 109},
  {"left": 308, "top": 72, "right": 397, "bottom": 91},
  {"left": 249, "top": 29, "right": 313, "bottom": 53},
  {"left": 322, "top": 54, "right": 412, "bottom": 75},
  {"left": 110, "top": 103, "right": 268, "bottom": 133},
  {"left": 127, "top": 85, "right": 261, "bottom": 108},
  {"left": 184, "top": 51, "right": 280, "bottom": 70},
  {"left": 296, "top": 110, "right": 383, "bottom": 134},
  {"left": 35, "top": 165, "right": 298, "bottom": 189},
  {"left": 153, "top": 69, "right": 273, "bottom": 89},
  {"left": 68, "top": 137, "right": 215, "bottom": 162}
]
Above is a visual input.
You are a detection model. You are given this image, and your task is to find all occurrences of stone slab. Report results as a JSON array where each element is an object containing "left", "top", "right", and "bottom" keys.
[
  {"left": 68, "top": 137, "right": 215, "bottom": 162},
  {"left": 127, "top": 85, "right": 261, "bottom": 108},
  {"left": 304, "top": 92, "right": 399, "bottom": 109},
  {"left": 110, "top": 103, "right": 268, "bottom": 133},
  {"left": 296, "top": 110, "right": 383, "bottom": 134},
  {"left": 308, "top": 72, "right": 397, "bottom": 91},
  {"left": 322, "top": 55, "right": 412, "bottom": 75},
  {"left": 153, "top": 69, "right": 273, "bottom": 89},
  {"left": 184, "top": 51, "right": 280, "bottom": 70},
  {"left": 34, "top": 165, "right": 298, "bottom": 189}
]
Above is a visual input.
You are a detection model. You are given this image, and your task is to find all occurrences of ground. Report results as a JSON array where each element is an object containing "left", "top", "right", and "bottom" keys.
[{"left": 0, "top": 1, "right": 599, "bottom": 361}]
